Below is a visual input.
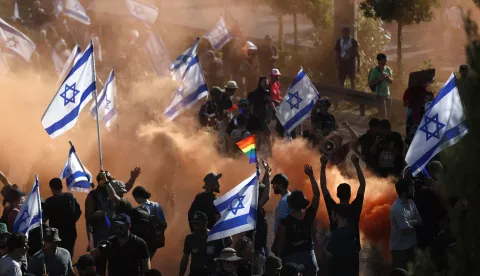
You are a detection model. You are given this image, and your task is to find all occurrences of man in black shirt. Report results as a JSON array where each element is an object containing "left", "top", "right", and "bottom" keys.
[
  {"left": 199, "top": 87, "right": 222, "bottom": 128},
  {"left": 310, "top": 98, "right": 338, "bottom": 144},
  {"left": 74, "top": 254, "right": 100, "bottom": 276},
  {"left": 248, "top": 76, "right": 275, "bottom": 153},
  {"left": 371, "top": 119, "right": 404, "bottom": 177},
  {"left": 188, "top": 173, "right": 222, "bottom": 232},
  {"left": 258, "top": 34, "right": 278, "bottom": 76},
  {"left": 92, "top": 214, "right": 150, "bottom": 276},
  {"left": 354, "top": 118, "right": 381, "bottom": 170},
  {"left": 320, "top": 154, "right": 366, "bottom": 276},
  {"left": 44, "top": 178, "right": 82, "bottom": 258}
]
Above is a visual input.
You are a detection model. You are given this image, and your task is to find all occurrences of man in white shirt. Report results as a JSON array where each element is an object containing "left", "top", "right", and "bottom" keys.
[
  {"left": 390, "top": 178, "right": 422, "bottom": 271},
  {"left": 0, "top": 232, "right": 28, "bottom": 276}
]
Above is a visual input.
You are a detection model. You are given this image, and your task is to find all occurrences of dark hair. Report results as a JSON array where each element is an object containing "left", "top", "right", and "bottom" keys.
[
  {"left": 337, "top": 183, "right": 351, "bottom": 201},
  {"left": 287, "top": 190, "right": 310, "bottom": 210},
  {"left": 425, "top": 91, "right": 434, "bottom": 97},
  {"left": 49, "top": 178, "right": 63, "bottom": 190},
  {"left": 116, "top": 199, "right": 133, "bottom": 214},
  {"left": 459, "top": 64, "right": 469, "bottom": 72},
  {"left": 7, "top": 232, "right": 27, "bottom": 253},
  {"left": 132, "top": 186, "right": 151, "bottom": 199},
  {"left": 332, "top": 203, "right": 351, "bottom": 219},
  {"left": 257, "top": 76, "right": 268, "bottom": 89},
  {"left": 377, "top": 53, "right": 387, "bottom": 61},
  {"left": 234, "top": 237, "right": 252, "bottom": 256},
  {"left": 395, "top": 178, "right": 412, "bottom": 196},
  {"left": 369, "top": 118, "right": 380, "bottom": 129},
  {"left": 379, "top": 119, "right": 391, "bottom": 130}
]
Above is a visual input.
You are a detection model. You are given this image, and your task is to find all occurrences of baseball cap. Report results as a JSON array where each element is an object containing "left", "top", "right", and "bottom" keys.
[
  {"left": 74, "top": 254, "right": 96, "bottom": 269},
  {"left": 271, "top": 68, "right": 281, "bottom": 76},
  {"left": 113, "top": 213, "right": 131, "bottom": 225},
  {"left": 272, "top": 174, "right": 289, "bottom": 186}
]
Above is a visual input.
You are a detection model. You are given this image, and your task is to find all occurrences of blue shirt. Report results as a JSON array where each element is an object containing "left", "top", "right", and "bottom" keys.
[
  {"left": 142, "top": 200, "right": 167, "bottom": 225},
  {"left": 274, "top": 192, "right": 292, "bottom": 233}
]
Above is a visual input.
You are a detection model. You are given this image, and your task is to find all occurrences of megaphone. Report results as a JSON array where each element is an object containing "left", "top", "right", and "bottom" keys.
[{"left": 320, "top": 140, "right": 335, "bottom": 155}]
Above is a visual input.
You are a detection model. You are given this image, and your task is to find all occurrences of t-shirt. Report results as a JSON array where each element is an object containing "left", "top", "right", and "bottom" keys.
[
  {"left": 198, "top": 101, "right": 219, "bottom": 127},
  {"left": 248, "top": 88, "right": 272, "bottom": 122},
  {"left": 44, "top": 193, "right": 82, "bottom": 238},
  {"left": 375, "top": 131, "right": 404, "bottom": 177},
  {"left": 270, "top": 81, "right": 281, "bottom": 104},
  {"left": 311, "top": 112, "right": 336, "bottom": 136},
  {"left": 274, "top": 193, "right": 291, "bottom": 233},
  {"left": 1, "top": 207, "right": 18, "bottom": 233},
  {"left": 357, "top": 131, "right": 377, "bottom": 169},
  {"left": 183, "top": 230, "right": 225, "bottom": 274},
  {"left": 390, "top": 198, "right": 421, "bottom": 251},
  {"left": 335, "top": 37, "right": 359, "bottom": 62},
  {"left": 327, "top": 223, "right": 359, "bottom": 276},
  {"left": 281, "top": 206, "right": 317, "bottom": 256},
  {"left": 107, "top": 234, "right": 149, "bottom": 276},
  {"left": 27, "top": 247, "right": 74, "bottom": 276},
  {"left": 217, "top": 93, "right": 233, "bottom": 115},
  {"left": 368, "top": 66, "right": 393, "bottom": 97},
  {"left": 0, "top": 256, "right": 22, "bottom": 276},
  {"left": 188, "top": 193, "right": 220, "bottom": 231},
  {"left": 324, "top": 192, "right": 364, "bottom": 251}
]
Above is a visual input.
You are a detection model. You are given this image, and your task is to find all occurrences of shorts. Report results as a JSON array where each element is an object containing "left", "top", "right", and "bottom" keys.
[{"left": 339, "top": 60, "right": 356, "bottom": 81}]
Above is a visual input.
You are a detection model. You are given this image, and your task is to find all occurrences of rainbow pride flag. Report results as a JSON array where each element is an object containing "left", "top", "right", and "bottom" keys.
[{"left": 236, "top": 135, "right": 257, "bottom": 164}]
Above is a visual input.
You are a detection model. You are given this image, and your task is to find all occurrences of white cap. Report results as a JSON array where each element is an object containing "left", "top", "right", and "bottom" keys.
[
  {"left": 246, "top": 41, "right": 257, "bottom": 50},
  {"left": 271, "top": 68, "right": 281, "bottom": 76}
]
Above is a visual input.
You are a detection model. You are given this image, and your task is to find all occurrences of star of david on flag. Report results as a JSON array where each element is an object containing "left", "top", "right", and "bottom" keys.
[
  {"left": 276, "top": 68, "right": 319, "bottom": 134},
  {"left": 125, "top": 0, "right": 158, "bottom": 25},
  {"left": 208, "top": 173, "right": 258, "bottom": 241},
  {"left": 42, "top": 40, "right": 96, "bottom": 139},
  {"left": 13, "top": 175, "right": 42, "bottom": 236},
  {"left": 61, "top": 143, "right": 92, "bottom": 193},
  {"left": 0, "top": 17, "right": 36, "bottom": 62},
  {"left": 89, "top": 69, "right": 118, "bottom": 130},
  {"left": 406, "top": 73, "right": 469, "bottom": 176}
]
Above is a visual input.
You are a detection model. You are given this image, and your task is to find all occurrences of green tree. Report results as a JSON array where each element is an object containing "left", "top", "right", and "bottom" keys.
[{"left": 359, "top": 0, "right": 439, "bottom": 76}]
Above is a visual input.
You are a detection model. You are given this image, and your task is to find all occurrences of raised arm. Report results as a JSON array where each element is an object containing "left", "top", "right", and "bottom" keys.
[
  {"left": 105, "top": 182, "right": 121, "bottom": 203},
  {"left": 320, "top": 155, "right": 329, "bottom": 197},
  {"left": 0, "top": 171, "right": 12, "bottom": 187},
  {"left": 351, "top": 154, "right": 366, "bottom": 196},
  {"left": 125, "top": 167, "right": 141, "bottom": 192},
  {"left": 304, "top": 165, "right": 320, "bottom": 212},
  {"left": 258, "top": 159, "right": 272, "bottom": 208}
]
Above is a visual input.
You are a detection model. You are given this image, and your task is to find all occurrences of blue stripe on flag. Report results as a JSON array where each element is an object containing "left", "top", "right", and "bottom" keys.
[
  {"left": 283, "top": 99, "right": 316, "bottom": 132},
  {"left": 288, "top": 69, "right": 306, "bottom": 91},
  {"left": 63, "top": 46, "right": 94, "bottom": 83},
  {"left": 164, "top": 84, "right": 208, "bottom": 118},
  {"left": 425, "top": 76, "right": 457, "bottom": 114},
  {"left": 104, "top": 109, "right": 118, "bottom": 123},
  {"left": 410, "top": 120, "right": 467, "bottom": 173},
  {"left": 45, "top": 83, "right": 96, "bottom": 135},
  {"left": 215, "top": 179, "right": 256, "bottom": 212},
  {"left": 66, "top": 171, "right": 89, "bottom": 184},
  {"left": 209, "top": 207, "right": 256, "bottom": 233}
]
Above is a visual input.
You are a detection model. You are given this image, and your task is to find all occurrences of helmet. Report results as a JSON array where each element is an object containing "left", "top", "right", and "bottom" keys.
[
  {"left": 225, "top": 80, "right": 238, "bottom": 89},
  {"left": 271, "top": 68, "right": 281, "bottom": 76}
]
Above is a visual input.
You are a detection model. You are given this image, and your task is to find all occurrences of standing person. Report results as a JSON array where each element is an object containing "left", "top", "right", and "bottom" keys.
[
  {"left": 179, "top": 211, "right": 231, "bottom": 276},
  {"left": 258, "top": 34, "right": 278, "bottom": 76},
  {"left": 73, "top": 254, "right": 100, "bottom": 276},
  {"left": 27, "top": 228, "right": 75, "bottom": 276},
  {"left": 205, "top": 51, "right": 224, "bottom": 90},
  {"left": 354, "top": 118, "right": 381, "bottom": 169},
  {"left": 44, "top": 178, "right": 82, "bottom": 258},
  {"left": 459, "top": 64, "right": 469, "bottom": 79},
  {"left": 233, "top": 237, "right": 254, "bottom": 276},
  {"left": 248, "top": 76, "right": 275, "bottom": 154},
  {"left": 390, "top": 179, "right": 422, "bottom": 271},
  {"left": 310, "top": 98, "right": 338, "bottom": 144},
  {"left": 213, "top": 248, "right": 243, "bottom": 276},
  {"left": 0, "top": 171, "right": 25, "bottom": 233},
  {"left": 0, "top": 224, "right": 9, "bottom": 257},
  {"left": 92, "top": 214, "right": 151, "bottom": 276},
  {"left": 368, "top": 53, "right": 393, "bottom": 118},
  {"left": 262, "top": 255, "right": 282, "bottom": 276},
  {"left": 269, "top": 69, "right": 282, "bottom": 107},
  {"left": 199, "top": 87, "right": 223, "bottom": 128},
  {"left": 0, "top": 232, "right": 28, "bottom": 276},
  {"left": 335, "top": 27, "right": 360, "bottom": 89},
  {"left": 240, "top": 42, "right": 260, "bottom": 94},
  {"left": 273, "top": 165, "right": 321, "bottom": 276},
  {"left": 188, "top": 173, "right": 222, "bottom": 232},
  {"left": 370, "top": 119, "right": 404, "bottom": 177},
  {"left": 402, "top": 83, "right": 428, "bottom": 134},
  {"left": 320, "top": 154, "right": 366, "bottom": 276},
  {"left": 271, "top": 174, "right": 291, "bottom": 234}
]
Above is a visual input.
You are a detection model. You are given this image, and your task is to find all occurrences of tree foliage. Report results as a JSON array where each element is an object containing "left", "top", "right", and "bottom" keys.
[
  {"left": 259, "top": 0, "right": 332, "bottom": 29},
  {"left": 359, "top": 0, "right": 439, "bottom": 25}
]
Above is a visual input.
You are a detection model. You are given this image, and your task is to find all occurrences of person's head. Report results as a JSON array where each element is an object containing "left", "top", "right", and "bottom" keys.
[
  {"left": 74, "top": 254, "right": 97, "bottom": 276},
  {"left": 238, "top": 99, "right": 249, "bottom": 115},
  {"left": 0, "top": 227, "right": 10, "bottom": 256},
  {"left": 317, "top": 97, "right": 331, "bottom": 113},
  {"left": 264, "top": 34, "right": 273, "bottom": 45},
  {"left": 203, "top": 172, "right": 222, "bottom": 193},
  {"left": 390, "top": 268, "right": 408, "bottom": 276},
  {"left": 271, "top": 174, "right": 289, "bottom": 195},
  {"left": 425, "top": 91, "right": 434, "bottom": 103},
  {"left": 43, "top": 227, "right": 61, "bottom": 252},
  {"left": 96, "top": 171, "right": 115, "bottom": 189},
  {"left": 377, "top": 53, "right": 387, "bottom": 67},
  {"left": 190, "top": 211, "right": 208, "bottom": 232},
  {"left": 6, "top": 232, "right": 28, "bottom": 260},
  {"left": 271, "top": 68, "right": 281, "bottom": 82},
  {"left": 368, "top": 118, "right": 381, "bottom": 134},
  {"left": 234, "top": 237, "right": 253, "bottom": 260},
  {"left": 132, "top": 186, "right": 151, "bottom": 204},
  {"left": 110, "top": 180, "right": 127, "bottom": 198},
  {"left": 342, "top": 27, "right": 351, "bottom": 39},
  {"left": 215, "top": 248, "right": 242, "bottom": 273},
  {"left": 280, "top": 262, "right": 304, "bottom": 276},
  {"left": 258, "top": 76, "right": 269, "bottom": 90},
  {"left": 209, "top": 86, "right": 223, "bottom": 101},
  {"left": 459, "top": 64, "right": 469, "bottom": 78},
  {"left": 8, "top": 186, "right": 25, "bottom": 207},
  {"left": 145, "top": 269, "right": 163, "bottom": 276},
  {"left": 331, "top": 203, "right": 351, "bottom": 226},
  {"left": 379, "top": 119, "right": 391, "bottom": 135},
  {"left": 287, "top": 190, "right": 310, "bottom": 211},
  {"left": 246, "top": 41, "right": 258, "bottom": 57},
  {"left": 428, "top": 160, "right": 445, "bottom": 181},
  {"left": 265, "top": 255, "right": 282, "bottom": 275},
  {"left": 396, "top": 178, "right": 414, "bottom": 199},
  {"left": 112, "top": 213, "right": 131, "bottom": 238},
  {"left": 336, "top": 183, "right": 351, "bottom": 202},
  {"left": 225, "top": 80, "right": 238, "bottom": 96},
  {"left": 49, "top": 178, "right": 63, "bottom": 193}
]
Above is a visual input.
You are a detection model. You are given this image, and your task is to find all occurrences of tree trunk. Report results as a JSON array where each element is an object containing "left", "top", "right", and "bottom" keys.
[
  {"left": 277, "top": 15, "right": 284, "bottom": 51},
  {"left": 397, "top": 21, "right": 403, "bottom": 77},
  {"left": 293, "top": 12, "right": 298, "bottom": 47}
]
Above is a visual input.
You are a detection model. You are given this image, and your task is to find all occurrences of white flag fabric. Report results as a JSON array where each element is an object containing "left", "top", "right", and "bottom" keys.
[
  {"left": 208, "top": 173, "right": 258, "bottom": 241},
  {"left": 170, "top": 38, "right": 199, "bottom": 81},
  {"left": 0, "top": 17, "right": 36, "bottom": 62},
  {"left": 144, "top": 31, "right": 171, "bottom": 77},
  {"left": 125, "top": 0, "right": 158, "bottom": 25},
  {"left": 13, "top": 176, "right": 42, "bottom": 236},
  {"left": 61, "top": 145, "right": 92, "bottom": 193},
  {"left": 276, "top": 68, "right": 320, "bottom": 134},
  {"left": 165, "top": 38, "right": 208, "bottom": 120},
  {"left": 42, "top": 41, "right": 96, "bottom": 138},
  {"left": 13, "top": 2, "right": 22, "bottom": 22},
  {"left": 89, "top": 69, "right": 118, "bottom": 129},
  {"left": 406, "top": 73, "right": 469, "bottom": 176},
  {"left": 56, "top": 44, "right": 82, "bottom": 87},
  {"left": 64, "top": 0, "right": 91, "bottom": 25},
  {"left": 204, "top": 16, "right": 232, "bottom": 50}
]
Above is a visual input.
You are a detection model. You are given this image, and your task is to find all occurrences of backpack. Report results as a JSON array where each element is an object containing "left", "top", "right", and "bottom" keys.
[
  {"left": 132, "top": 204, "right": 166, "bottom": 249},
  {"left": 368, "top": 66, "right": 382, "bottom": 93}
]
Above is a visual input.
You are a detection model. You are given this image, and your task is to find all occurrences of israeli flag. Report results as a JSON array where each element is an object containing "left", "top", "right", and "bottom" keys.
[
  {"left": 208, "top": 173, "right": 258, "bottom": 241},
  {"left": 13, "top": 2, "right": 22, "bottom": 22},
  {"left": 42, "top": 41, "right": 96, "bottom": 139},
  {"left": 125, "top": 0, "right": 158, "bottom": 25},
  {"left": 0, "top": 17, "right": 36, "bottom": 62},
  {"left": 64, "top": 0, "right": 91, "bottom": 25},
  {"left": 13, "top": 176, "right": 42, "bottom": 236},
  {"left": 170, "top": 38, "right": 199, "bottom": 81},
  {"left": 406, "top": 73, "right": 469, "bottom": 176},
  {"left": 54, "top": 0, "right": 63, "bottom": 17},
  {"left": 89, "top": 69, "right": 118, "bottom": 129},
  {"left": 144, "top": 31, "right": 171, "bottom": 77},
  {"left": 56, "top": 44, "right": 82, "bottom": 87},
  {"left": 276, "top": 68, "right": 320, "bottom": 134},
  {"left": 165, "top": 38, "right": 208, "bottom": 120},
  {"left": 61, "top": 145, "right": 92, "bottom": 193},
  {"left": 204, "top": 16, "right": 232, "bottom": 50}
]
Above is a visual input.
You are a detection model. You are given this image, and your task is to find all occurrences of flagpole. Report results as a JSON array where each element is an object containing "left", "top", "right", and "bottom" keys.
[
  {"left": 251, "top": 152, "right": 260, "bottom": 276},
  {"left": 91, "top": 39, "right": 104, "bottom": 171},
  {"left": 69, "top": 141, "right": 92, "bottom": 183},
  {"left": 36, "top": 175, "right": 47, "bottom": 276}
]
